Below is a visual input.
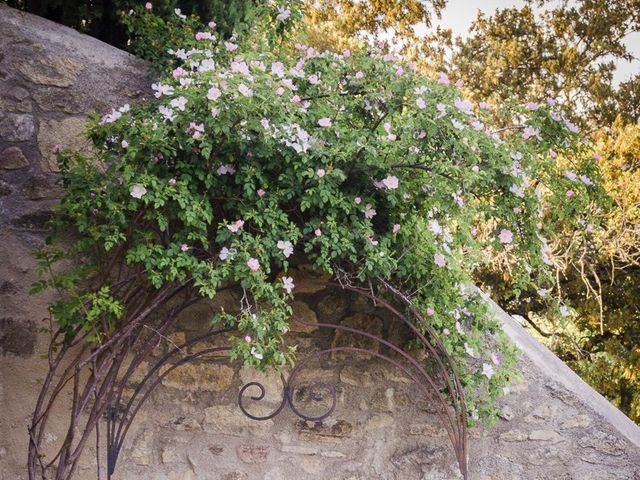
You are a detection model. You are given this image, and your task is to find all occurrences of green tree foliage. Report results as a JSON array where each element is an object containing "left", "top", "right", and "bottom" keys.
[
  {"left": 448, "top": 0, "right": 640, "bottom": 125},
  {"left": 3, "top": 0, "right": 256, "bottom": 49},
  {"left": 305, "top": 0, "right": 446, "bottom": 57},
  {"left": 440, "top": 0, "right": 640, "bottom": 422}
]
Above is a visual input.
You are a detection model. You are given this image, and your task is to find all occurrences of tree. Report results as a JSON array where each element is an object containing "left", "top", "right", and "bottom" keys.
[
  {"left": 448, "top": 0, "right": 640, "bottom": 126},
  {"left": 3, "top": 0, "right": 257, "bottom": 49},
  {"left": 305, "top": 0, "right": 446, "bottom": 56}
]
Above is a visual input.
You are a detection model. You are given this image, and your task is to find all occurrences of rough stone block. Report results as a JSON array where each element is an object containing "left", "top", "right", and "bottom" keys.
[
  {"left": 204, "top": 405, "right": 274, "bottom": 436},
  {"left": 289, "top": 301, "right": 318, "bottom": 333},
  {"left": 15, "top": 55, "right": 82, "bottom": 87},
  {"left": 296, "top": 419, "right": 353, "bottom": 439},
  {"left": 236, "top": 444, "right": 269, "bottom": 464},
  {"left": 0, "top": 318, "right": 37, "bottom": 356},
  {"left": 159, "top": 362, "right": 234, "bottom": 392},
  {"left": 280, "top": 445, "right": 318, "bottom": 455},
  {"left": 0, "top": 146, "right": 29, "bottom": 169},
  {"left": 37, "top": 116, "right": 91, "bottom": 172},
  {"left": 0, "top": 113, "right": 35, "bottom": 141},
  {"left": 331, "top": 313, "right": 383, "bottom": 360}
]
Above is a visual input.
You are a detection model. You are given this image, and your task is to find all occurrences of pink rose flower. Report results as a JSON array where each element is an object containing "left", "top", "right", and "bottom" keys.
[
  {"left": 247, "top": 258, "right": 260, "bottom": 271},
  {"left": 180, "top": 244, "right": 189, "bottom": 252},
  {"left": 314, "top": 228, "right": 322, "bottom": 237},
  {"left": 498, "top": 229, "right": 513, "bottom": 244},
  {"left": 316, "top": 168, "right": 326, "bottom": 178},
  {"left": 257, "top": 188, "right": 266, "bottom": 197},
  {"left": 144, "top": 2, "right": 152, "bottom": 9}
]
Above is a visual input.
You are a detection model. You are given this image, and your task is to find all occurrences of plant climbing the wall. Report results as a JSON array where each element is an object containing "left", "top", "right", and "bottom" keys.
[{"left": 28, "top": 2, "right": 606, "bottom": 479}]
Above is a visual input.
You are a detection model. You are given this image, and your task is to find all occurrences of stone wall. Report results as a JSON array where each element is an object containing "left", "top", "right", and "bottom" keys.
[{"left": 1, "top": 5, "right": 640, "bottom": 480}]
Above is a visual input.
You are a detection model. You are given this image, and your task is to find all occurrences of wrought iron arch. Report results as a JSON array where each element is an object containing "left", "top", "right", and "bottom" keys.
[{"left": 105, "top": 282, "right": 468, "bottom": 480}]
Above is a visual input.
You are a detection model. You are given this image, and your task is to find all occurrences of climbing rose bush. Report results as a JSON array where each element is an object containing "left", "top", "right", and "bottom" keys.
[{"left": 44, "top": 5, "right": 604, "bottom": 421}]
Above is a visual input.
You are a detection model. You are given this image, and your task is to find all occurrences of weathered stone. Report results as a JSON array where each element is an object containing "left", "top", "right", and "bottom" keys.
[
  {"left": 124, "top": 360, "right": 149, "bottom": 385},
  {"left": 0, "top": 179, "right": 12, "bottom": 196},
  {"left": 0, "top": 318, "right": 37, "bottom": 356},
  {"left": 578, "top": 431, "right": 626, "bottom": 456},
  {"left": 296, "top": 419, "right": 353, "bottom": 439},
  {"left": 524, "top": 403, "right": 558, "bottom": 423},
  {"left": 391, "top": 445, "right": 460, "bottom": 479},
  {"left": 0, "top": 113, "right": 35, "bottom": 141},
  {"left": 278, "top": 265, "right": 329, "bottom": 294},
  {"left": 10, "top": 210, "right": 53, "bottom": 230},
  {"left": 364, "top": 414, "right": 393, "bottom": 431},
  {"left": 204, "top": 405, "right": 273, "bottom": 436},
  {"left": 280, "top": 445, "right": 318, "bottom": 455},
  {"left": 371, "top": 387, "right": 398, "bottom": 413},
  {"left": 300, "top": 457, "right": 322, "bottom": 474},
  {"left": 222, "top": 472, "right": 248, "bottom": 480},
  {"left": 185, "top": 444, "right": 225, "bottom": 477},
  {"left": 331, "top": 313, "right": 383, "bottom": 360},
  {"left": 175, "top": 294, "right": 239, "bottom": 333},
  {"left": 499, "top": 430, "right": 528, "bottom": 442},
  {"left": 37, "top": 116, "right": 91, "bottom": 172},
  {"left": 209, "top": 445, "right": 224, "bottom": 456},
  {"left": 0, "top": 281, "right": 18, "bottom": 295},
  {"left": 320, "top": 450, "right": 346, "bottom": 458},
  {"left": 380, "top": 365, "right": 412, "bottom": 385},
  {"left": 166, "top": 470, "right": 194, "bottom": 480},
  {"left": 159, "top": 362, "right": 234, "bottom": 392},
  {"left": 560, "top": 415, "right": 592, "bottom": 429},
  {"left": 33, "top": 88, "right": 83, "bottom": 113},
  {"left": 497, "top": 405, "right": 515, "bottom": 421},
  {"left": 316, "top": 293, "right": 349, "bottom": 322},
  {"left": 170, "top": 416, "right": 201, "bottom": 431},
  {"left": 290, "top": 366, "right": 337, "bottom": 385},
  {"left": 340, "top": 365, "right": 372, "bottom": 387},
  {"left": 236, "top": 444, "right": 269, "bottom": 464},
  {"left": 528, "top": 430, "right": 564, "bottom": 443},
  {"left": 408, "top": 423, "right": 443, "bottom": 437},
  {"left": 128, "top": 430, "right": 153, "bottom": 466},
  {"left": 239, "top": 367, "right": 285, "bottom": 404},
  {"left": 161, "top": 445, "right": 183, "bottom": 463},
  {"left": 22, "top": 174, "right": 61, "bottom": 200},
  {"left": 523, "top": 445, "right": 573, "bottom": 466},
  {"left": 289, "top": 301, "right": 318, "bottom": 333},
  {"left": 0, "top": 146, "right": 29, "bottom": 169},
  {"left": 15, "top": 55, "right": 82, "bottom": 87},
  {"left": 476, "top": 455, "right": 525, "bottom": 479},
  {"left": 545, "top": 382, "right": 578, "bottom": 406},
  {"left": 9, "top": 86, "right": 30, "bottom": 100}
]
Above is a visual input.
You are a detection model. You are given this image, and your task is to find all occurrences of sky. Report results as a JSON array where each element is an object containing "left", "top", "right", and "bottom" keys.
[{"left": 419, "top": 0, "right": 640, "bottom": 85}]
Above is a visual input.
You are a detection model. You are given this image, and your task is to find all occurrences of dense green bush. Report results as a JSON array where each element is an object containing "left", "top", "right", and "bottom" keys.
[{"left": 37, "top": 4, "right": 605, "bottom": 422}]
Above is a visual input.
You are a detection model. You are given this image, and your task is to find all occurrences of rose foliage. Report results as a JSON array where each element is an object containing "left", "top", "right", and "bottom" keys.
[{"left": 37, "top": 4, "right": 606, "bottom": 422}]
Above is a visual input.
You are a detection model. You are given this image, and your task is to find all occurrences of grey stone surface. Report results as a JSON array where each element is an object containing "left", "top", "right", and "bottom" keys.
[{"left": 0, "top": 146, "right": 29, "bottom": 169}]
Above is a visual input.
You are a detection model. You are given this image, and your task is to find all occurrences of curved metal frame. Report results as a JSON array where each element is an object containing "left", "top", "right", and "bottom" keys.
[
  {"left": 105, "top": 283, "right": 469, "bottom": 480},
  {"left": 106, "top": 327, "right": 233, "bottom": 478},
  {"left": 238, "top": 284, "right": 468, "bottom": 479}
]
